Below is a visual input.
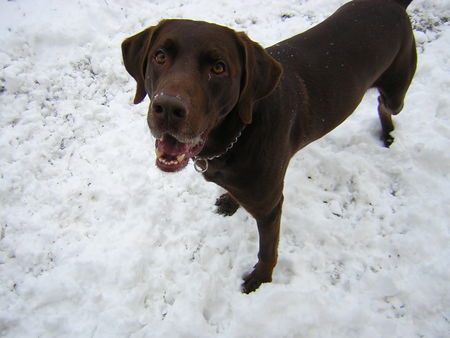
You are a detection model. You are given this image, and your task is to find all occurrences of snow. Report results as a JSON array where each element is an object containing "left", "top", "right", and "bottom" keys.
[{"left": 1, "top": 0, "right": 449, "bottom": 336}]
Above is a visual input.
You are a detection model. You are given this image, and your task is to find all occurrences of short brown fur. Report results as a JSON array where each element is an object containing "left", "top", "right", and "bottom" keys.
[{"left": 122, "top": 0, "right": 416, "bottom": 293}]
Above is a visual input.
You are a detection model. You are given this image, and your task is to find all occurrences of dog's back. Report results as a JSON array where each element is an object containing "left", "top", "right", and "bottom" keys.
[{"left": 265, "top": 0, "right": 416, "bottom": 149}]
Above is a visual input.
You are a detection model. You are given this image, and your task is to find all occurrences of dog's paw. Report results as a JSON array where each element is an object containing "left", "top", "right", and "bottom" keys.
[
  {"left": 241, "top": 262, "right": 273, "bottom": 294},
  {"left": 215, "top": 193, "right": 240, "bottom": 216},
  {"left": 381, "top": 132, "right": 395, "bottom": 148}
]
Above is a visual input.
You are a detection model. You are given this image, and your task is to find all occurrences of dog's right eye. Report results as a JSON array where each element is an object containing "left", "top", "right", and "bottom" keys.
[
  {"left": 211, "top": 61, "right": 226, "bottom": 75},
  {"left": 154, "top": 51, "right": 166, "bottom": 64}
]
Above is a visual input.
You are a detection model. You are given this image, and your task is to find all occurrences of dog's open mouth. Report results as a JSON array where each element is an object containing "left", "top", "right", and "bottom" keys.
[{"left": 155, "top": 132, "right": 207, "bottom": 172}]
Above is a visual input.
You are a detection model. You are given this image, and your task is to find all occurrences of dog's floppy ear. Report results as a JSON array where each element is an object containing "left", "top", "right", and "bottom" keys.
[
  {"left": 235, "top": 32, "right": 283, "bottom": 124},
  {"left": 121, "top": 25, "right": 158, "bottom": 104}
]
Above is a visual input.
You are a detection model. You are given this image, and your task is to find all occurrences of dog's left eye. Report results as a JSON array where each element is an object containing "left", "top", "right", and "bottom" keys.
[
  {"left": 211, "top": 61, "right": 226, "bottom": 74},
  {"left": 154, "top": 51, "right": 167, "bottom": 64}
]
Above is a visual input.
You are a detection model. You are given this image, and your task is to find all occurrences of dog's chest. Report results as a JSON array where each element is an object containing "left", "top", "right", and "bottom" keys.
[{"left": 202, "top": 163, "right": 226, "bottom": 184}]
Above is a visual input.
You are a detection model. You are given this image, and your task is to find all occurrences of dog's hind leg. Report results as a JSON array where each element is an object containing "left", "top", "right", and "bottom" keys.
[
  {"left": 375, "top": 43, "right": 417, "bottom": 147},
  {"left": 377, "top": 96, "right": 396, "bottom": 147}
]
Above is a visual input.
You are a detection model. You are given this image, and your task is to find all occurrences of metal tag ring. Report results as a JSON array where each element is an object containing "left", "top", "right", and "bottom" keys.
[{"left": 193, "top": 158, "right": 208, "bottom": 173}]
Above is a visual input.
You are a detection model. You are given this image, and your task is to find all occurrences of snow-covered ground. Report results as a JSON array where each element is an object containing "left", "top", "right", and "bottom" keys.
[{"left": 1, "top": 0, "right": 449, "bottom": 336}]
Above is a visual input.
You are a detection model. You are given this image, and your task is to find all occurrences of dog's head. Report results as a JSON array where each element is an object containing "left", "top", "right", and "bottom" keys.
[{"left": 122, "top": 19, "right": 282, "bottom": 172}]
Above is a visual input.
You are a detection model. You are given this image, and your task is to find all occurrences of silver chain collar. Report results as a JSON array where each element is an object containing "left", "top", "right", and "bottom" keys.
[{"left": 193, "top": 126, "right": 245, "bottom": 173}]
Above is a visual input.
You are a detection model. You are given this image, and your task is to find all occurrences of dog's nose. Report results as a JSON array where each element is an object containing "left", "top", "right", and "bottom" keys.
[{"left": 151, "top": 94, "right": 187, "bottom": 119}]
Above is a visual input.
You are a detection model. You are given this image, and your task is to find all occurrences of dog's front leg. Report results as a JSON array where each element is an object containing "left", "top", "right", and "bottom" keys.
[{"left": 242, "top": 195, "right": 283, "bottom": 294}]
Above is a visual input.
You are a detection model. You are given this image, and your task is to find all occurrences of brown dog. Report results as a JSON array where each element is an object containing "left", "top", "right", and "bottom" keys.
[{"left": 122, "top": 0, "right": 416, "bottom": 293}]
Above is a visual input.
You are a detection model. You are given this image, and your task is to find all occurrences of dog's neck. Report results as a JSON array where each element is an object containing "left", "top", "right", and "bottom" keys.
[{"left": 193, "top": 110, "right": 246, "bottom": 172}]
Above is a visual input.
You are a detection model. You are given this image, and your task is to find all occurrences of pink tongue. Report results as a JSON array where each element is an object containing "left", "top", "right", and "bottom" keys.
[{"left": 156, "top": 135, "right": 190, "bottom": 155}]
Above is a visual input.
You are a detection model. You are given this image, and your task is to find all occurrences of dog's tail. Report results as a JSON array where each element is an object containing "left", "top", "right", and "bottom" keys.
[{"left": 393, "top": 0, "right": 413, "bottom": 9}]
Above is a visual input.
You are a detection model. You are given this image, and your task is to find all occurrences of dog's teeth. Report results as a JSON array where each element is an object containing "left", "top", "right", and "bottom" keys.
[{"left": 157, "top": 154, "right": 186, "bottom": 166}]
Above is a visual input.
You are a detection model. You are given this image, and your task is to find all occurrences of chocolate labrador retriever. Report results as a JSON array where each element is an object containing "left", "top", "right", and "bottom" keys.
[{"left": 122, "top": 0, "right": 416, "bottom": 293}]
